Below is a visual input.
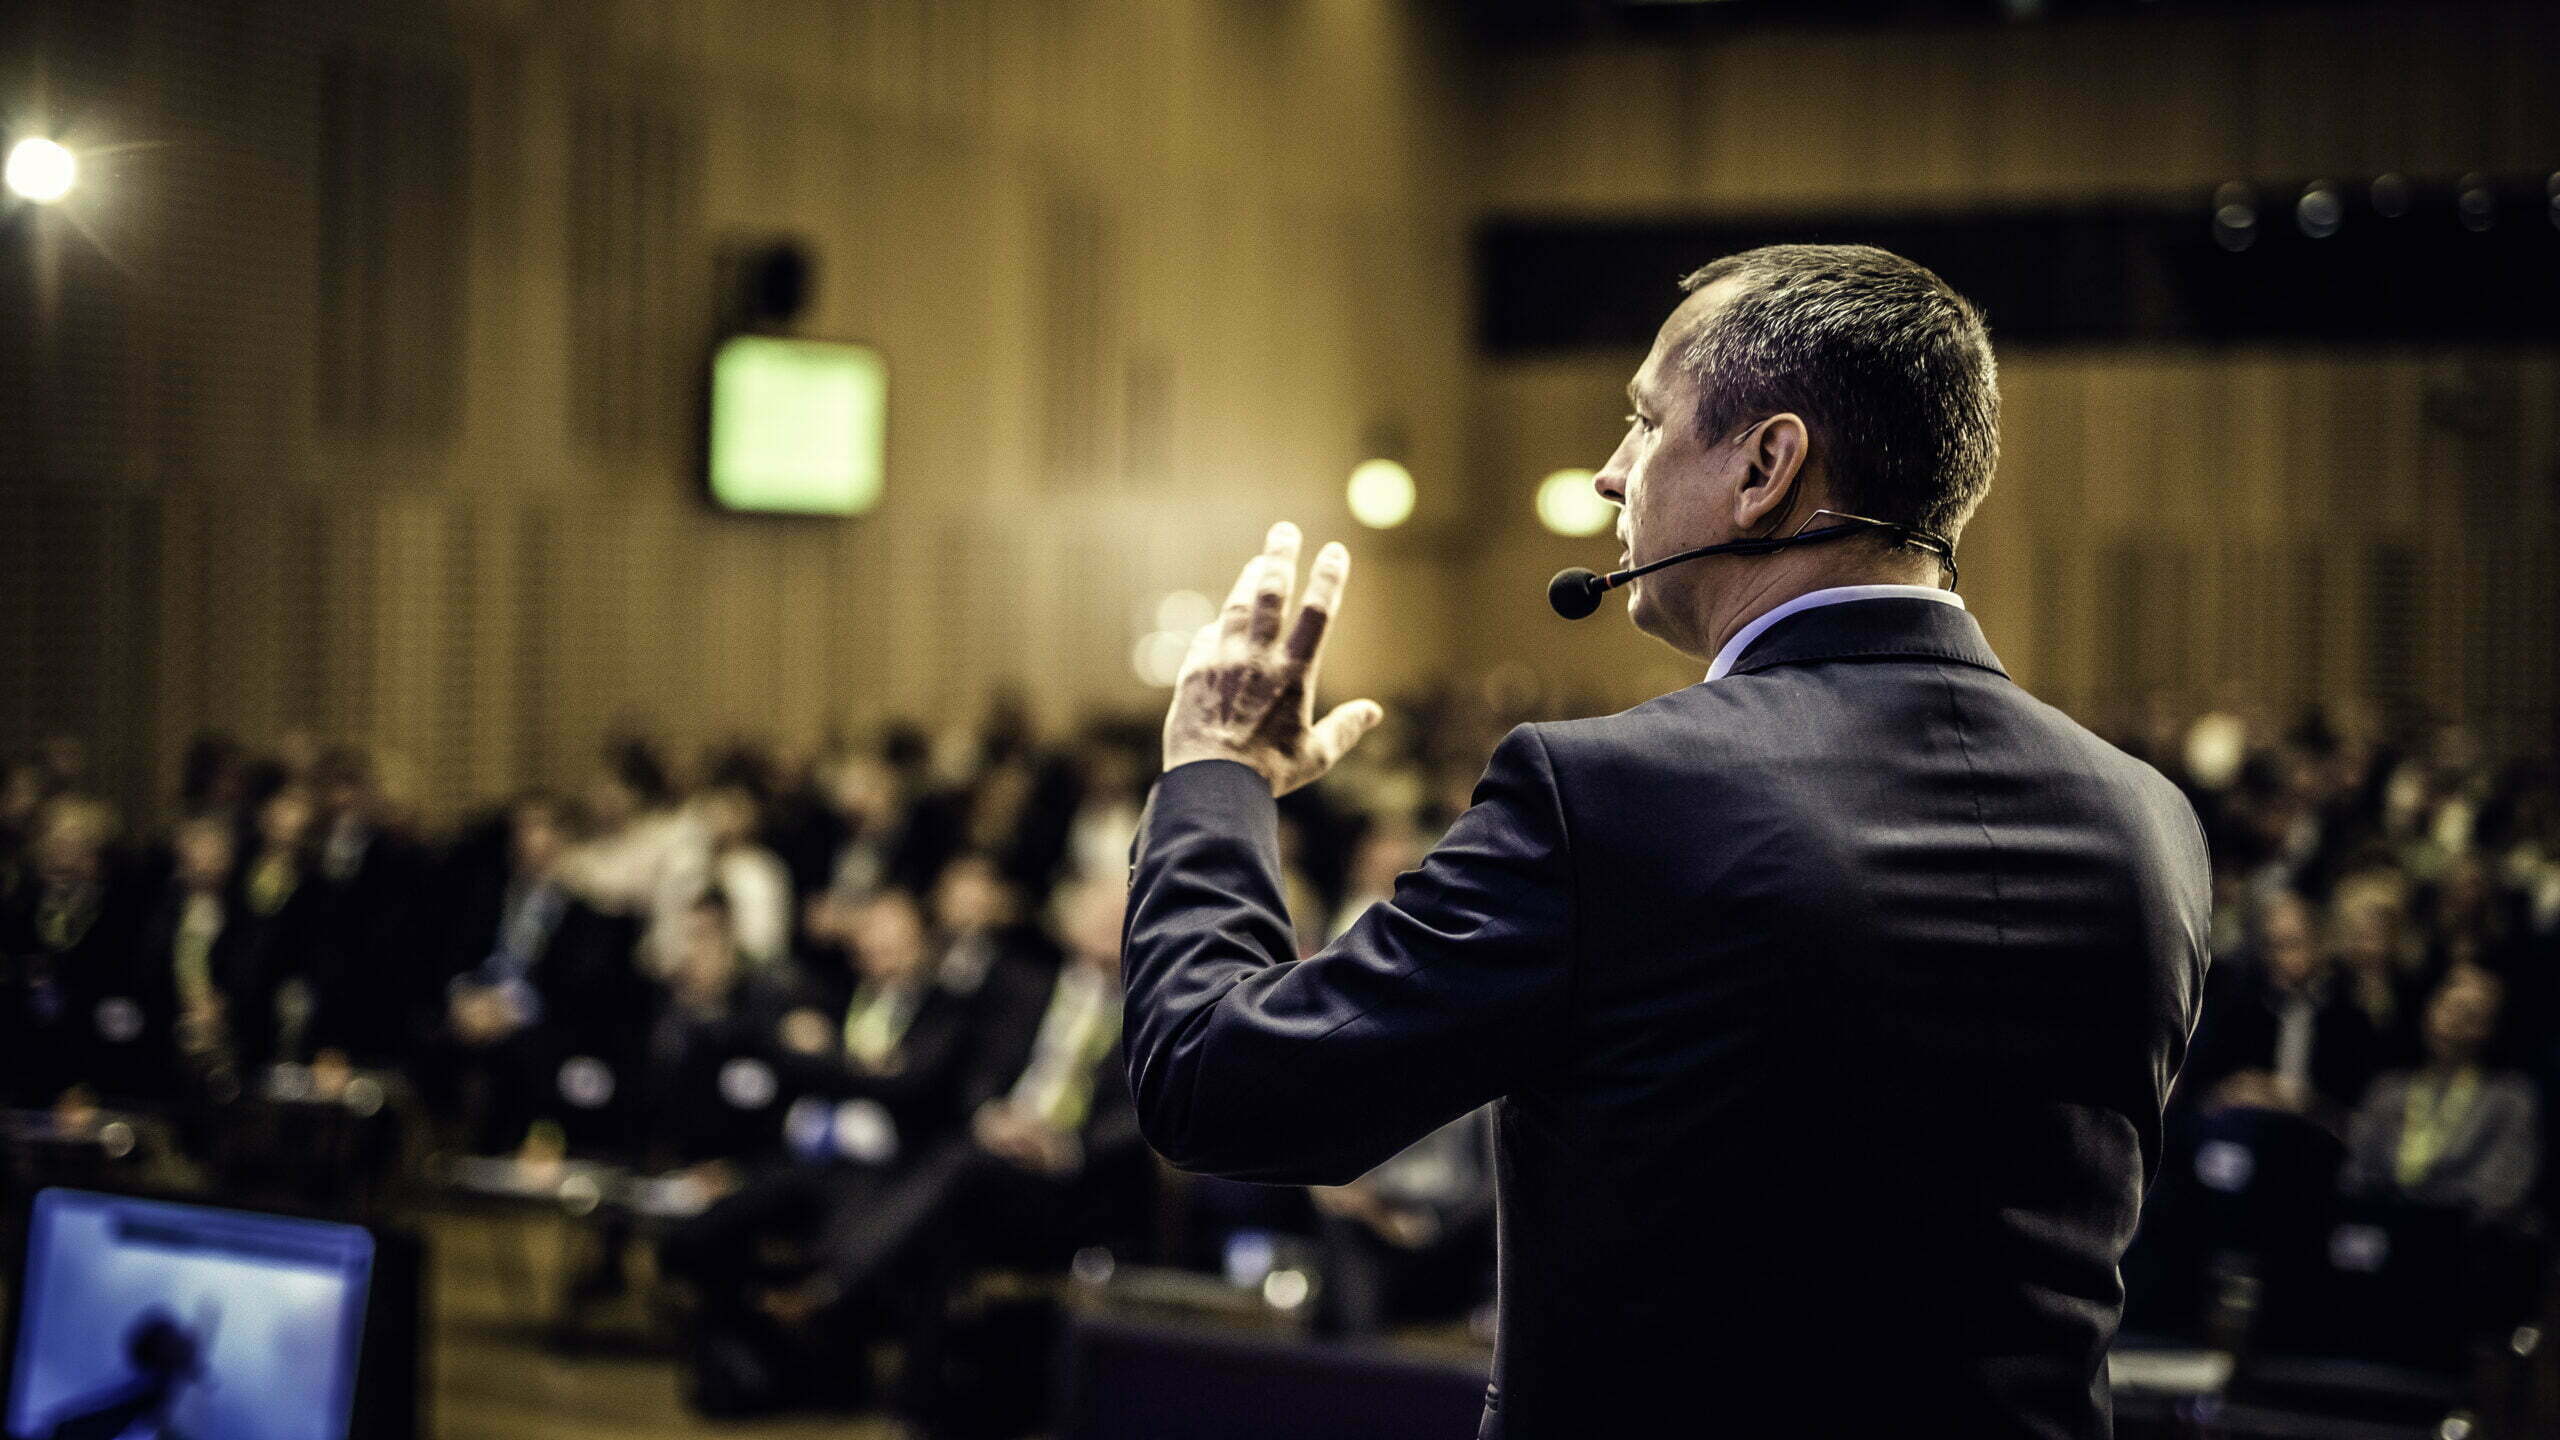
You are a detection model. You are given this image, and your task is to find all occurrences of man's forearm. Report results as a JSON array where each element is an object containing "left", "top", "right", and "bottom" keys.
[{"left": 1121, "top": 759, "right": 1305, "bottom": 1175}]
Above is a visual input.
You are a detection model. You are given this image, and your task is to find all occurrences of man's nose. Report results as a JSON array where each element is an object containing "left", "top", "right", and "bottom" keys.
[{"left": 1592, "top": 467, "right": 1625, "bottom": 507}]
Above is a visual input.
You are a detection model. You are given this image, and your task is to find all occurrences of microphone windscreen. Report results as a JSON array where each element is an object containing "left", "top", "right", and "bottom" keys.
[{"left": 1548, "top": 567, "right": 1606, "bottom": 620}]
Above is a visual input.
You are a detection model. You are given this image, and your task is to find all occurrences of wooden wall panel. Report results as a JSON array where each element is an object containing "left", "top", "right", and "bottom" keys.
[
  {"left": 9, "top": 0, "right": 2555, "bottom": 825},
  {"left": 1468, "top": 3, "right": 2559, "bottom": 753},
  {"left": 0, "top": 0, "right": 1484, "bottom": 822}
]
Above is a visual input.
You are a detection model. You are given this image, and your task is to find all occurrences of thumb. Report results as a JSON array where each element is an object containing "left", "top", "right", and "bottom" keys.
[{"left": 1310, "top": 699, "right": 1386, "bottom": 764}]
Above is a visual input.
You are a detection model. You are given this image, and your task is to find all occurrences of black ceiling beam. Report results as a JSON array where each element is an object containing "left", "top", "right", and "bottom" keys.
[{"left": 1477, "top": 183, "right": 2560, "bottom": 353}]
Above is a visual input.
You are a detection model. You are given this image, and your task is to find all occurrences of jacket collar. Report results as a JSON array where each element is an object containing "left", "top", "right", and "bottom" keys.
[{"left": 1725, "top": 596, "right": 2009, "bottom": 679}]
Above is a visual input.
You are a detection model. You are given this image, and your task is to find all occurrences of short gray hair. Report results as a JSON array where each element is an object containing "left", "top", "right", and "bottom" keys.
[{"left": 1678, "top": 245, "right": 1999, "bottom": 550}]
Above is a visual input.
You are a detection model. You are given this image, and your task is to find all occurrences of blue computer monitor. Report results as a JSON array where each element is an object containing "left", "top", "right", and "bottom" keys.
[{"left": 5, "top": 1188, "right": 374, "bottom": 1440}]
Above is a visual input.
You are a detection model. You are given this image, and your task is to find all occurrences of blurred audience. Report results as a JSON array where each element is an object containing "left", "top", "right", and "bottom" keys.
[
  {"left": 2182, "top": 887, "right": 2383, "bottom": 1121},
  {"left": 2344, "top": 969, "right": 2539, "bottom": 1225},
  {"left": 1311, "top": 1106, "right": 1496, "bottom": 1340},
  {"left": 4, "top": 686, "right": 2556, "bottom": 1415}
]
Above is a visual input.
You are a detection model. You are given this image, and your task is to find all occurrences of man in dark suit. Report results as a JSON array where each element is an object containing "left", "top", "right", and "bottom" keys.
[
  {"left": 430, "top": 793, "right": 647, "bottom": 1155},
  {"left": 302, "top": 747, "right": 435, "bottom": 1069},
  {"left": 1123, "top": 245, "right": 2214, "bottom": 1438},
  {"left": 0, "top": 796, "right": 149, "bottom": 1108},
  {"left": 100, "top": 815, "right": 251, "bottom": 1106},
  {"left": 2180, "top": 887, "right": 2381, "bottom": 1121}
]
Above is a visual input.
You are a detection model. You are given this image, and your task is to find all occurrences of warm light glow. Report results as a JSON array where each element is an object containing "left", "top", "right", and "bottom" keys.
[
  {"left": 1346, "top": 458, "right": 1415, "bottom": 530},
  {"left": 1262, "top": 1269, "right": 1311, "bottom": 1310},
  {"left": 1536, "top": 469, "right": 1613, "bottom": 537},
  {"left": 1132, "top": 629, "right": 1197, "bottom": 687},
  {"left": 4, "top": 138, "right": 76, "bottom": 204},
  {"left": 1155, "top": 590, "right": 1214, "bottom": 634}
]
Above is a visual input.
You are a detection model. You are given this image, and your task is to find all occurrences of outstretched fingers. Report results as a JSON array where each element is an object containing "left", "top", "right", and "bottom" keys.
[
  {"left": 1222, "top": 521, "right": 1300, "bottom": 653},
  {"left": 1285, "top": 541, "right": 1348, "bottom": 670},
  {"left": 1308, "top": 699, "right": 1386, "bottom": 770}
]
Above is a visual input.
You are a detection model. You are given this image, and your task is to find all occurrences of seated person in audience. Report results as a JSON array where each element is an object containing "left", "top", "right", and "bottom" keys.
[
  {"left": 658, "top": 887, "right": 1006, "bottom": 1417},
  {"left": 2343, "top": 969, "right": 2540, "bottom": 1226},
  {"left": 1311, "top": 1106, "right": 1497, "bottom": 1339},
  {"left": 433, "top": 793, "right": 646, "bottom": 1155},
  {"left": 106, "top": 815, "right": 252, "bottom": 1105},
  {"left": 2328, "top": 867, "right": 2428, "bottom": 1070},
  {"left": 561, "top": 737, "right": 697, "bottom": 980},
  {"left": 744, "top": 880, "right": 1150, "bottom": 1420},
  {"left": 701, "top": 781, "right": 794, "bottom": 972},
  {"left": 927, "top": 850, "right": 1060, "bottom": 994},
  {"left": 302, "top": 746, "right": 434, "bottom": 1070},
  {"left": 643, "top": 890, "right": 799, "bottom": 1174},
  {"left": 219, "top": 779, "right": 335, "bottom": 1071},
  {"left": 1060, "top": 735, "right": 1148, "bottom": 888},
  {"left": 2182, "top": 887, "right": 2381, "bottom": 1123},
  {"left": 805, "top": 751, "right": 908, "bottom": 909},
  {"left": 0, "top": 796, "right": 146, "bottom": 1109},
  {"left": 770, "top": 888, "right": 991, "bottom": 1146}
]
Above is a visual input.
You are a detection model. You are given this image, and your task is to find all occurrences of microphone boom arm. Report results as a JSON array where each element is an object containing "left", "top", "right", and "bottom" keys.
[{"left": 1548, "top": 510, "right": 1957, "bottom": 621}]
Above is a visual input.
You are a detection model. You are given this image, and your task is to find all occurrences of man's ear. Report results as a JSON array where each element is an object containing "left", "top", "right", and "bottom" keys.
[{"left": 1731, "top": 413, "right": 1812, "bottom": 534}]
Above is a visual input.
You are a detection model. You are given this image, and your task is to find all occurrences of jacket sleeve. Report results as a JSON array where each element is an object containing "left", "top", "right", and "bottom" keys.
[{"left": 1121, "top": 725, "right": 1576, "bottom": 1186}]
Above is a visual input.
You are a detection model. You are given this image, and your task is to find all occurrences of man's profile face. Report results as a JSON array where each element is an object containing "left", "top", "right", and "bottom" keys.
[{"left": 1593, "top": 281, "right": 1743, "bottom": 659}]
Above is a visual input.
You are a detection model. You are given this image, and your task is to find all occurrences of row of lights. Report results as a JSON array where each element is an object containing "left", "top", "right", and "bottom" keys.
[
  {"left": 1341, "top": 457, "right": 1615, "bottom": 537},
  {"left": 2212, "top": 171, "right": 2560, "bottom": 251},
  {"left": 1128, "top": 464, "right": 1617, "bottom": 683}
]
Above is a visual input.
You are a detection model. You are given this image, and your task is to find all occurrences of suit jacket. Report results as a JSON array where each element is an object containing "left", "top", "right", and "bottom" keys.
[
  {"left": 303, "top": 826, "right": 435, "bottom": 1065},
  {"left": 973, "top": 957, "right": 1147, "bottom": 1179},
  {"left": 439, "top": 866, "right": 650, "bottom": 1065},
  {"left": 1124, "top": 597, "right": 2213, "bottom": 1440},
  {"left": 219, "top": 852, "right": 333, "bottom": 1069},
  {"left": 643, "top": 975, "right": 803, "bottom": 1167},
  {"left": 0, "top": 868, "right": 153, "bottom": 1105},
  {"left": 93, "top": 882, "right": 257, "bottom": 1103},
  {"left": 763, "top": 957, "right": 994, "bottom": 1154}
]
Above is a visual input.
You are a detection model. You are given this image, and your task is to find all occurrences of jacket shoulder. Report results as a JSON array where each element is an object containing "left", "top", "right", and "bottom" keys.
[{"left": 1527, "top": 683, "right": 1756, "bottom": 766}]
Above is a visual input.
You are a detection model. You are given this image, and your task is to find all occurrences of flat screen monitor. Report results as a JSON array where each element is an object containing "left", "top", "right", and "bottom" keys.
[
  {"left": 5, "top": 1188, "right": 374, "bottom": 1440},
  {"left": 706, "top": 335, "right": 888, "bottom": 516}
]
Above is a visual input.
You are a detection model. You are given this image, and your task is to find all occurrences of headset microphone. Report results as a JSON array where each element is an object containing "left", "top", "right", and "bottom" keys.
[{"left": 1546, "top": 511, "right": 1958, "bottom": 620}]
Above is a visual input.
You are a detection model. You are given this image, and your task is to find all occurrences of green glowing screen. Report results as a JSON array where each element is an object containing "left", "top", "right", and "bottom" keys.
[{"left": 707, "top": 336, "right": 887, "bottom": 516}]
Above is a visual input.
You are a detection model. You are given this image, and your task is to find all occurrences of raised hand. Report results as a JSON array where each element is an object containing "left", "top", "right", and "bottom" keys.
[{"left": 1162, "top": 522, "right": 1385, "bottom": 797}]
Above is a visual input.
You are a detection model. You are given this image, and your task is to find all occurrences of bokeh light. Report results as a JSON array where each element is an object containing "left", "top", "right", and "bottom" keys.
[
  {"left": 2211, "top": 181, "right": 2256, "bottom": 253},
  {"left": 2458, "top": 173, "right": 2496, "bottom": 233},
  {"left": 1346, "top": 458, "right": 1415, "bottom": 530},
  {"left": 1131, "top": 628, "right": 1197, "bottom": 687},
  {"left": 4, "top": 137, "right": 76, "bottom": 203},
  {"left": 1155, "top": 590, "right": 1214, "bottom": 633},
  {"left": 2295, "top": 181, "right": 2342, "bottom": 239},
  {"left": 1535, "top": 469, "right": 1613, "bottom": 537}
]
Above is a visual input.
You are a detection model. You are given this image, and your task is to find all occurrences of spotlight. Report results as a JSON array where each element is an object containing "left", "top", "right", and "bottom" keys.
[
  {"left": 4, "top": 137, "right": 76, "bottom": 204},
  {"left": 2372, "top": 173, "right": 2413, "bottom": 219},
  {"left": 1346, "top": 458, "right": 1415, "bottom": 530}
]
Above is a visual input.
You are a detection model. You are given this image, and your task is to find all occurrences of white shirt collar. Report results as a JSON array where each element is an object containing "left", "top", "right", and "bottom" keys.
[{"left": 1704, "top": 584, "right": 1966, "bottom": 682}]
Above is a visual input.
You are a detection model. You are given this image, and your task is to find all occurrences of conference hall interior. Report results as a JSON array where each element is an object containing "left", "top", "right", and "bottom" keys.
[{"left": 2, "top": 0, "right": 2557, "bottom": 1436}]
